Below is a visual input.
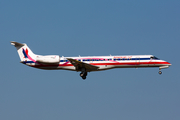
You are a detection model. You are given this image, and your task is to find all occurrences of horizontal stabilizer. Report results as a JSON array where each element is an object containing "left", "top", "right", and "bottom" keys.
[{"left": 11, "top": 41, "right": 25, "bottom": 47}]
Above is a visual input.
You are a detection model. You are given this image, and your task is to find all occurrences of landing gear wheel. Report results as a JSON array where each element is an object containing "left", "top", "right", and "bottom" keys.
[
  {"left": 82, "top": 76, "right": 86, "bottom": 80},
  {"left": 80, "top": 72, "right": 87, "bottom": 80},
  {"left": 80, "top": 73, "right": 84, "bottom": 77},
  {"left": 159, "top": 71, "right": 162, "bottom": 75},
  {"left": 79, "top": 68, "right": 88, "bottom": 80}
]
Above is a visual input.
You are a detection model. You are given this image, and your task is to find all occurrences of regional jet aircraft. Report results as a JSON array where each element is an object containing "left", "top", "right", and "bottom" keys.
[{"left": 11, "top": 41, "right": 171, "bottom": 80}]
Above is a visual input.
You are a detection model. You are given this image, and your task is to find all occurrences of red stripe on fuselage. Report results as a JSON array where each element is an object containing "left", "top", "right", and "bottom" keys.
[{"left": 30, "top": 61, "right": 171, "bottom": 69}]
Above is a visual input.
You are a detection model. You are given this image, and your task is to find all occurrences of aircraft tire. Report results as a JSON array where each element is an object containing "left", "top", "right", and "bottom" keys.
[
  {"left": 80, "top": 73, "right": 84, "bottom": 77},
  {"left": 82, "top": 76, "right": 86, "bottom": 80},
  {"left": 159, "top": 71, "right": 162, "bottom": 75}
]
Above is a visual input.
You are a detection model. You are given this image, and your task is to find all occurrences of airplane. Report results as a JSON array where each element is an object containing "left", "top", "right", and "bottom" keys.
[{"left": 11, "top": 41, "right": 171, "bottom": 80}]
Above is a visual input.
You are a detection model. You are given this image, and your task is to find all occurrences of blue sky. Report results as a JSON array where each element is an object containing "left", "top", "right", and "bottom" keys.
[{"left": 0, "top": 0, "right": 180, "bottom": 120}]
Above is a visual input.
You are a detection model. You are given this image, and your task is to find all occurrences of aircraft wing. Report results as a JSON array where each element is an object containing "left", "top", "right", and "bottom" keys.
[{"left": 67, "top": 58, "right": 99, "bottom": 71}]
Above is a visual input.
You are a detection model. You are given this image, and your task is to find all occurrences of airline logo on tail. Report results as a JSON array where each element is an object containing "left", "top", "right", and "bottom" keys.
[{"left": 22, "top": 48, "right": 28, "bottom": 58}]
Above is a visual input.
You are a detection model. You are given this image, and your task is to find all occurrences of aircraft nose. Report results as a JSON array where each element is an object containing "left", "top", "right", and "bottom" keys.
[{"left": 166, "top": 61, "right": 172, "bottom": 66}]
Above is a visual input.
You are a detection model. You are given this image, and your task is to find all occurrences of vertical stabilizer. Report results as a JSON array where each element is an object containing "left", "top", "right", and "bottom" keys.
[{"left": 11, "top": 41, "right": 36, "bottom": 61}]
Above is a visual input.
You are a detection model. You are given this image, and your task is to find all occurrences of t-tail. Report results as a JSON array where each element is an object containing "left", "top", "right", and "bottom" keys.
[
  {"left": 11, "top": 41, "right": 60, "bottom": 65},
  {"left": 11, "top": 41, "right": 36, "bottom": 63}
]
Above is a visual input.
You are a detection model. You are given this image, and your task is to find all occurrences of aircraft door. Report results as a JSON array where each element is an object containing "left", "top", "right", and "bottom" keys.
[{"left": 136, "top": 57, "right": 140, "bottom": 65}]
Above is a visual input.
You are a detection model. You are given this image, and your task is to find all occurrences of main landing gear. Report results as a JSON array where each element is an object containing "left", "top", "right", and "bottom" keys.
[
  {"left": 80, "top": 72, "right": 87, "bottom": 80},
  {"left": 80, "top": 68, "right": 87, "bottom": 80}
]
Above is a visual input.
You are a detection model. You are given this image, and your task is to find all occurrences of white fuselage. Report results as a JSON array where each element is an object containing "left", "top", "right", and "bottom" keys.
[
  {"left": 24, "top": 55, "right": 171, "bottom": 72},
  {"left": 11, "top": 41, "right": 171, "bottom": 79}
]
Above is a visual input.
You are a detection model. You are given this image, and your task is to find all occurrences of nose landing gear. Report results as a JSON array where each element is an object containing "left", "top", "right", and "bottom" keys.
[{"left": 159, "top": 68, "right": 162, "bottom": 75}]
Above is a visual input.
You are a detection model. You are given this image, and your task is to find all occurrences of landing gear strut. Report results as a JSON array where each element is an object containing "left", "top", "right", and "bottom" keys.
[{"left": 80, "top": 68, "right": 87, "bottom": 80}]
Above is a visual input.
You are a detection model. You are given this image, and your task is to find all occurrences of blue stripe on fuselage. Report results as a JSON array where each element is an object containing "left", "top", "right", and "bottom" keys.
[
  {"left": 23, "top": 61, "right": 35, "bottom": 63},
  {"left": 24, "top": 58, "right": 152, "bottom": 64},
  {"left": 60, "top": 58, "right": 152, "bottom": 62}
]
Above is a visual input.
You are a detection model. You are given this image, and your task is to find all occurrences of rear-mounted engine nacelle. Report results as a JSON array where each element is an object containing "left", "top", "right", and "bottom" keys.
[{"left": 36, "top": 55, "right": 60, "bottom": 64}]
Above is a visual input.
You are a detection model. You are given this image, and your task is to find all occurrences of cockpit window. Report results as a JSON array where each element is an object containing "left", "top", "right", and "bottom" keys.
[{"left": 150, "top": 56, "right": 159, "bottom": 60}]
